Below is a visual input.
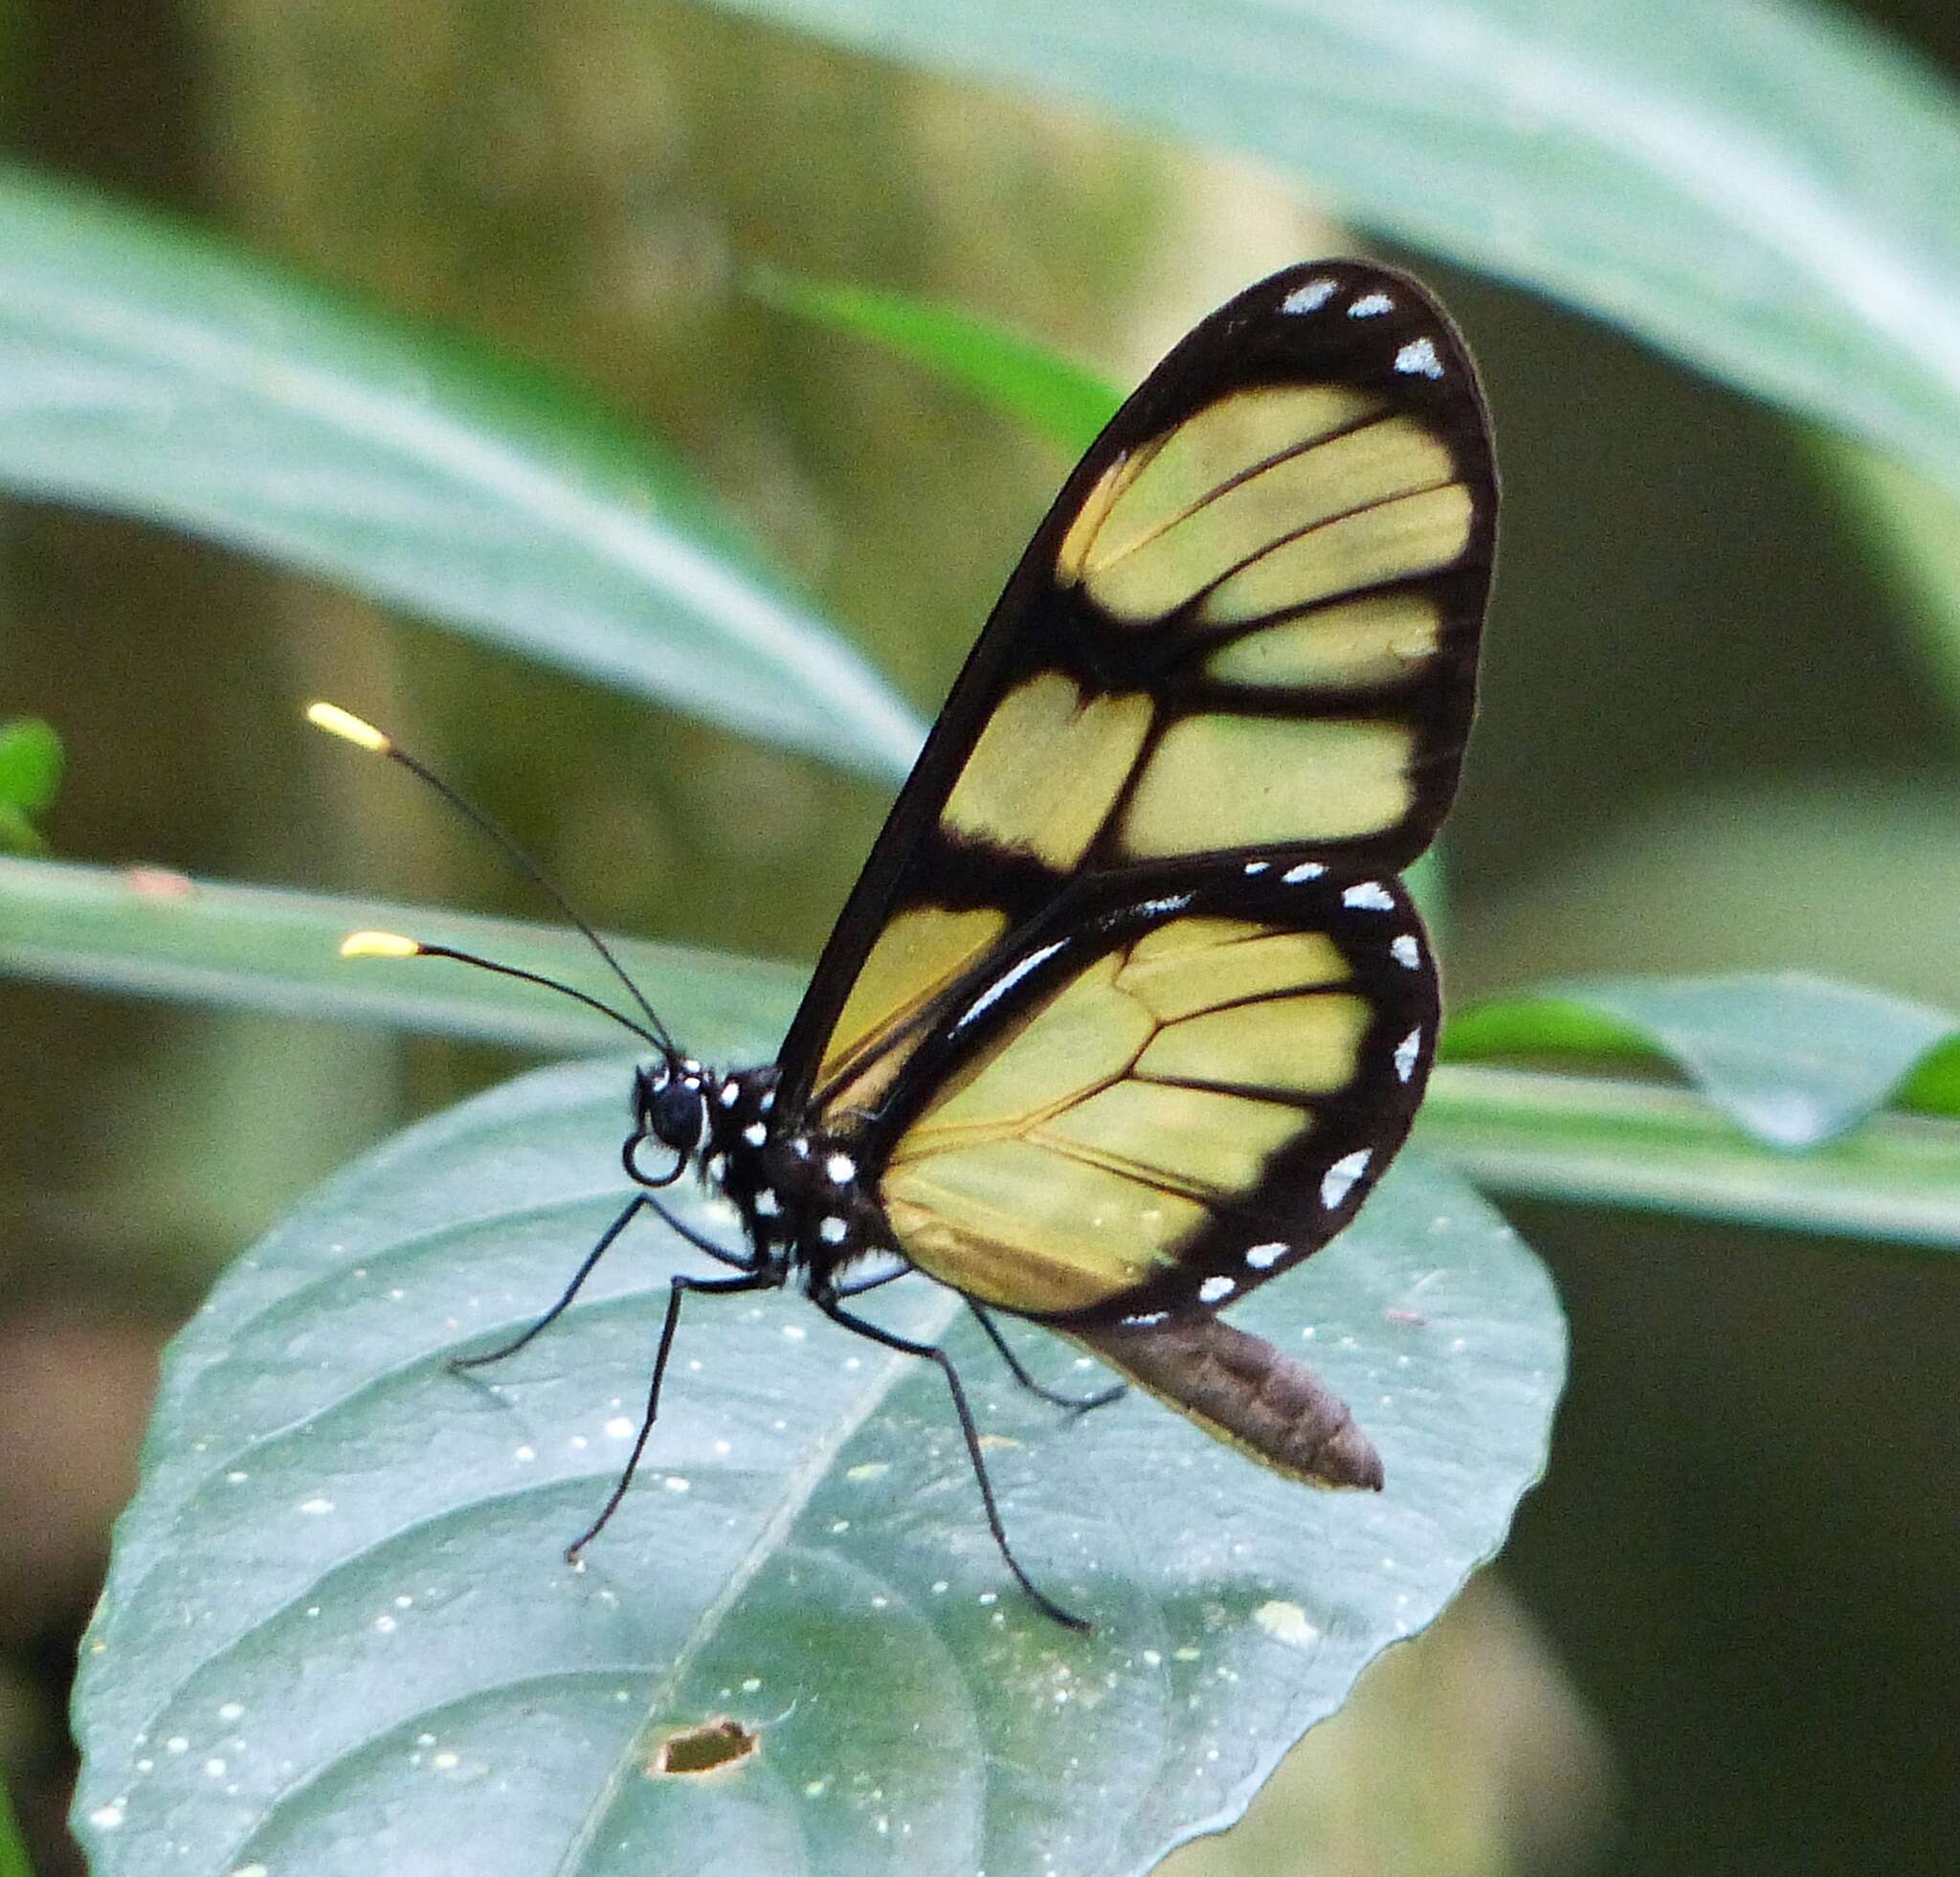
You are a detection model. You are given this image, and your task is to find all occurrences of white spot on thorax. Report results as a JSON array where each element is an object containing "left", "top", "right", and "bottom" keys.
[
  {"left": 1391, "top": 932, "right": 1421, "bottom": 968},
  {"left": 719, "top": 1082, "right": 741, "bottom": 1107},
  {"left": 1343, "top": 881, "right": 1394, "bottom": 910},
  {"left": 1394, "top": 337, "right": 1444, "bottom": 378},
  {"left": 1321, "top": 1150, "right": 1371, "bottom": 1209},
  {"left": 818, "top": 1216, "right": 849, "bottom": 1244},
  {"left": 1282, "top": 861, "right": 1325, "bottom": 884},
  {"left": 1348, "top": 291, "right": 1394, "bottom": 317},
  {"left": 1245, "top": 1240, "right": 1286, "bottom": 1270},
  {"left": 826, "top": 1151, "right": 856, "bottom": 1184},
  {"left": 754, "top": 1189, "right": 781, "bottom": 1218},
  {"left": 743, "top": 1122, "right": 767, "bottom": 1147},
  {"left": 1197, "top": 1275, "right": 1236, "bottom": 1304},
  {"left": 1281, "top": 278, "right": 1337, "bottom": 314}
]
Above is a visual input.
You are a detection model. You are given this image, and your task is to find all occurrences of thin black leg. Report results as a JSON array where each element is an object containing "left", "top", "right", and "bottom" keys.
[
  {"left": 816, "top": 1296, "right": 1090, "bottom": 1633},
  {"left": 966, "top": 1302, "right": 1125, "bottom": 1414},
  {"left": 832, "top": 1258, "right": 913, "bottom": 1299},
  {"left": 452, "top": 1194, "right": 648, "bottom": 1372},
  {"left": 567, "top": 1266, "right": 778, "bottom": 1561},
  {"left": 644, "top": 1190, "right": 759, "bottom": 1272}
]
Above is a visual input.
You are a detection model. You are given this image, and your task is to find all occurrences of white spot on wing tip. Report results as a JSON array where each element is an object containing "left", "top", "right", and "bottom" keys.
[
  {"left": 1343, "top": 880, "right": 1394, "bottom": 910},
  {"left": 1197, "top": 1275, "right": 1236, "bottom": 1305},
  {"left": 1281, "top": 278, "right": 1338, "bottom": 314},
  {"left": 1348, "top": 291, "right": 1394, "bottom": 318},
  {"left": 1394, "top": 337, "right": 1444, "bottom": 378},
  {"left": 1320, "top": 1149, "right": 1372, "bottom": 1210},
  {"left": 1391, "top": 932, "right": 1421, "bottom": 969},
  {"left": 1281, "top": 861, "right": 1325, "bottom": 884},
  {"left": 1395, "top": 1028, "right": 1422, "bottom": 1083},
  {"left": 1245, "top": 1240, "right": 1286, "bottom": 1270}
]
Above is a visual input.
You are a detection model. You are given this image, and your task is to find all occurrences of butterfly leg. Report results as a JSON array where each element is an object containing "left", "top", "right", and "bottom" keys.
[
  {"left": 966, "top": 1302, "right": 1125, "bottom": 1415},
  {"left": 814, "top": 1296, "right": 1091, "bottom": 1633},
  {"left": 567, "top": 1265, "right": 779, "bottom": 1562},
  {"left": 831, "top": 1259, "right": 913, "bottom": 1299},
  {"left": 452, "top": 1193, "right": 650, "bottom": 1372}
]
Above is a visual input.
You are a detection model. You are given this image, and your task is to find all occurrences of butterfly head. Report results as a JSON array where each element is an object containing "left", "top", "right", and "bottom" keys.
[{"left": 625, "top": 1057, "right": 707, "bottom": 1187}]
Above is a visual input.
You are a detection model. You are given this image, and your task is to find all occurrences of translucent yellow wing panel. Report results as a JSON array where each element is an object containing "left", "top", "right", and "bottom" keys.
[
  {"left": 778, "top": 260, "right": 1492, "bottom": 1121},
  {"left": 871, "top": 870, "right": 1437, "bottom": 1324}
]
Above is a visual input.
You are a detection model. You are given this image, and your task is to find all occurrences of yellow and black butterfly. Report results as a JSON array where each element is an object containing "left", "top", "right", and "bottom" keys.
[{"left": 313, "top": 258, "right": 1496, "bottom": 1629}]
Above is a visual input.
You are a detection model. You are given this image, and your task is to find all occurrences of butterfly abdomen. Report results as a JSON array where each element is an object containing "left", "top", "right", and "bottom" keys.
[{"left": 1069, "top": 1314, "right": 1384, "bottom": 1491}]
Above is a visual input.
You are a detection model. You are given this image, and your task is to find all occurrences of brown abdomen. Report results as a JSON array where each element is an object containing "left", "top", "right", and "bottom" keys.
[{"left": 1069, "top": 1314, "right": 1383, "bottom": 1490}]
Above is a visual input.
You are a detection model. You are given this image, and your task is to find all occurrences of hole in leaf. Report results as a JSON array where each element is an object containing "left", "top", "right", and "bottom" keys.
[{"left": 649, "top": 1716, "right": 758, "bottom": 1777}]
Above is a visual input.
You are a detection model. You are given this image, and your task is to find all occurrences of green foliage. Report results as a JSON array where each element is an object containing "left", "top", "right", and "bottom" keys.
[
  {"left": 0, "top": 1, "right": 1952, "bottom": 1871},
  {"left": 0, "top": 716, "right": 61, "bottom": 854},
  {"left": 0, "top": 1776, "right": 29, "bottom": 1877},
  {"left": 750, "top": 267, "right": 1122, "bottom": 454},
  {"left": 0, "top": 168, "right": 920, "bottom": 782},
  {"left": 703, "top": 0, "right": 1960, "bottom": 500},
  {"left": 72, "top": 1055, "right": 1559, "bottom": 1877}
]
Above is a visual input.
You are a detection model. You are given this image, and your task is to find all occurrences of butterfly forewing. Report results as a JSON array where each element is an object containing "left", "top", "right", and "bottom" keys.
[{"left": 778, "top": 259, "right": 1492, "bottom": 1325}]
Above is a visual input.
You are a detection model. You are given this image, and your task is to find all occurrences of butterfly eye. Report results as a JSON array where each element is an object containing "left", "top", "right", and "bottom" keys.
[{"left": 646, "top": 1079, "right": 703, "bottom": 1151}]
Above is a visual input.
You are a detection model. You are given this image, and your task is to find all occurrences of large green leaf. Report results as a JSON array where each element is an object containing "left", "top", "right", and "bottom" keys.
[
  {"left": 0, "top": 168, "right": 922, "bottom": 781},
  {"left": 72, "top": 1054, "right": 1561, "bottom": 1876},
  {"left": 705, "top": 0, "right": 1960, "bottom": 496}
]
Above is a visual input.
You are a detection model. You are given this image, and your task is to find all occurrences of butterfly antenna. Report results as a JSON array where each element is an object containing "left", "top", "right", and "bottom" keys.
[
  {"left": 307, "top": 702, "right": 676, "bottom": 1053},
  {"left": 339, "top": 932, "right": 662, "bottom": 1048}
]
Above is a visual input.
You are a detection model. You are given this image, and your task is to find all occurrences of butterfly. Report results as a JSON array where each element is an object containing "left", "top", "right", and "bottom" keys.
[{"left": 313, "top": 258, "right": 1496, "bottom": 1629}]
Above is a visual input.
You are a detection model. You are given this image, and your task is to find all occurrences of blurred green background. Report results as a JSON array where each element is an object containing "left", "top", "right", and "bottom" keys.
[{"left": 2, "top": 0, "right": 1956, "bottom": 1871}]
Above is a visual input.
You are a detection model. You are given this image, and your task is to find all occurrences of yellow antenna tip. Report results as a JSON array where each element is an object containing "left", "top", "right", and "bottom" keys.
[
  {"left": 340, "top": 929, "right": 424, "bottom": 960},
  {"left": 305, "top": 701, "right": 392, "bottom": 753}
]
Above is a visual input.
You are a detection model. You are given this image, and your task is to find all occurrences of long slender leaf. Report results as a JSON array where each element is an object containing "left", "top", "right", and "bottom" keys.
[
  {"left": 1445, "top": 975, "right": 1960, "bottom": 1143},
  {"left": 72, "top": 1055, "right": 1561, "bottom": 1877},
  {"left": 705, "top": 0, "right": 1960, "bottom": 497},
  {"left": 10, "top": 859, "right": 1958, "bottom": 1247},
  {"left": 0, "top": 168, "right": 922, "bottom": 781},
  {"left": 0, "top": 856, "right": 803, "bottom": 1051},
  {"left": 750, "top": 268, "right": 1122, "bottom": 454},
  {"left": 1419, "top": 1064, "right": 1960, "bottom": 1251}
]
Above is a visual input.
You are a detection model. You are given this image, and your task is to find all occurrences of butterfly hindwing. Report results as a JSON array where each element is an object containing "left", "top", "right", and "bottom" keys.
[
  {"left": 859, "top": 866, "right": 1437, "bottom": 1325},
  {"left": 779, "top": 260, "right": 1493, "bottom": 1140}
]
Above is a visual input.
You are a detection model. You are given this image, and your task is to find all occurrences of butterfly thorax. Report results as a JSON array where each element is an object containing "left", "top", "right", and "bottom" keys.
[{"left": 684, "top": 1063, "right": 895, "bottom": 1290}]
